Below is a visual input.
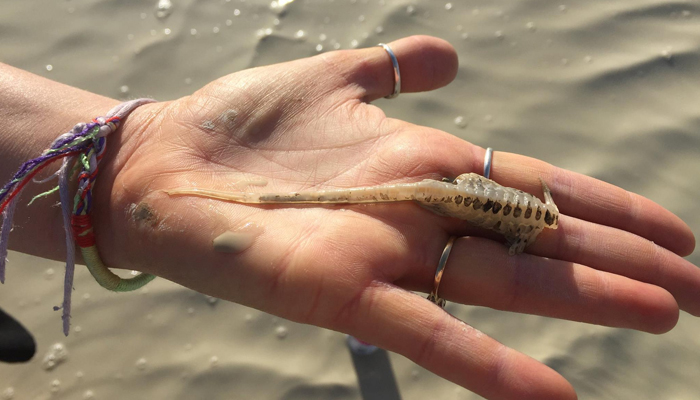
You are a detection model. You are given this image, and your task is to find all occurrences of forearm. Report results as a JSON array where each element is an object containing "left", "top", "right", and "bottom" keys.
[{"left": 0, "top": 62, "right": 120, "bottom": 260}]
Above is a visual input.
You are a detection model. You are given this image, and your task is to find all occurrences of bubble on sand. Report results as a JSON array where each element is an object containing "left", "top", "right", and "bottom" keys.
[
  {"left": 76, "top": 371, "right": 84, "bottom": 379},
  {"left": 270, "top": 0, "right": 294, "bottom": 12},
  {"left": 526, "top": 21, "right": 536, "bottom": 31},
  {"left": 584, "top": 55, "right": 593, "bottom": 63},
  {"left": 44, "top": 268, "right": 55, "bottom": 280},
  {"left": 164, "top": 28, "right": 172, "bottom": 35},
  {"left": 233, "top": 9, "right": 240, "bottom": 16},
  {"left": 120, "top": 85, "right": 129, "bottom": 94},
  {"left": 50, "top": 380, "right": 61, "bottom": 393},
  {"left": 411, "top": 369, "right": 420, "bottom": 380},
  {"left": 661, "top": 48, "right": 673, "bottom": 61},
  {"left": 263, "top": 28, "right": 273, "bottom": 36},
  {"left": 155, "top": 0, "right": 173, "bottom": 19},
  {"left": 135, "top": 358, "right": 147, "bottom": 371},
  {"left": 45, "top": 65, "right": 53, "bottom": 71},
  {"left": 454, "top": 116, "right": 468, "bottom": 128},
  {"left": 83, "top": 390, "right": 95, "bottom": 399},
  {"left": 209, "top": 356, "right": 219, "bottom": 367},
  {"left": 444, "top": 3, "right": 452, "bottom": 11},
  {"left": 406, "top": 5, "right": 415, "bottom": 15},
  {"left": 316, "top": 44, "right": 323, "bottom": 52},
  {"left": 206, "top": 296, "right": 219, "bottom": 305},
  {"left": 295, "top": 30, "right": 305, "bottom": 39},
  {"left": 2, "top": 387, "right": 14, "bottom": 400},
  {"left": 558, "top": 4, "right": 567, "bottom": 12},
  {"left": 494, "top": 30, "right": 504, "bottom": 39},
  {"left": 275, "top": 326, "right": 288, "bottom": 339},
  {"left": 42, "top": 343, "right": 68, "bottom": 371}
]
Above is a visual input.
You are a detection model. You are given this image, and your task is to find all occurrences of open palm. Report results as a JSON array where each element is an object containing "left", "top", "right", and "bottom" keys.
[{"left": 91, "top": 36, "right": 696, "bottom": 400}]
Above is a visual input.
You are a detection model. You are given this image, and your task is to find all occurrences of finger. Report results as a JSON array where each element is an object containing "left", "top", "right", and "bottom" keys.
[
  {"left": 529, "top": 214, "right": 700, "bottom": 316},
  {"left": 341, "top": 283, "right": 577, "bottom": 400},
  {"left": 397, "top": 237, "right": 679, "bottom": 334},
  {"left": 486, "top": 151, "right": 696, "bottom": 256},
  {"left": 318, "top": 35, "right": 458, "bottom": 102}
]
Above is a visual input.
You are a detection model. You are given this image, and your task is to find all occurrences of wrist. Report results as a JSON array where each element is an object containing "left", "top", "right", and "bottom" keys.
[{"left": 88, "top": 101, "right": 170, "bottom": 273}]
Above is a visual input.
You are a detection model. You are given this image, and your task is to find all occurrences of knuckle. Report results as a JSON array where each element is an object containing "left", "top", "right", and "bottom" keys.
[{"left": 412, "top": 313, "right": 453, "bottom": 367}]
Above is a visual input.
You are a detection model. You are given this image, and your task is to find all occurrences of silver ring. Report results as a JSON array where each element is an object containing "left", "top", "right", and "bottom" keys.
[
  {"left": 427, "top": 236, "right": 456, "bottom": 308},
  {"left": 378, "top": 43, "right": 401, "bottom": 99},
  {"left": 483, "top": 147, "right": 493, "bottom": 179}
]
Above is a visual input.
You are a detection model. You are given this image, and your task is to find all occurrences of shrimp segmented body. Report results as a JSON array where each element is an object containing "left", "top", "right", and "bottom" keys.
[{"left": 166, "top": 173, "right": 559, "bottom": 255}]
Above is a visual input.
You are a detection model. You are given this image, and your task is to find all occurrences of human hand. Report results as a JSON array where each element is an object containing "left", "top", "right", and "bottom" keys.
[{"left": 93, "top": 35, "right": 697, "bottom": 400}]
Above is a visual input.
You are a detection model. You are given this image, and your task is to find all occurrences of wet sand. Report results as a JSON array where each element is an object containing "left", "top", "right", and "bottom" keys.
[{"left": 1, "top": 0, "right": 699, "bottom": 399}]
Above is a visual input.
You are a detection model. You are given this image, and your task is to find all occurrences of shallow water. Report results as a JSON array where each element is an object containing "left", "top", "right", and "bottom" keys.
[{"left": 1, "top": 0, "right": 699, "bottom": 399}]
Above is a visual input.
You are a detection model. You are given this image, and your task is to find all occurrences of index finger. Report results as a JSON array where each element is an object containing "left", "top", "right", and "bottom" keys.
[{"left": 484, "top": 150, "right": 696, "bottom": 256}]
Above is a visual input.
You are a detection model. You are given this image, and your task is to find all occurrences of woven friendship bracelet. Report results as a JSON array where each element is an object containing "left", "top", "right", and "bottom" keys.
[{"left": 0, "top": 98, "right": 157, "bottom": 336}]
